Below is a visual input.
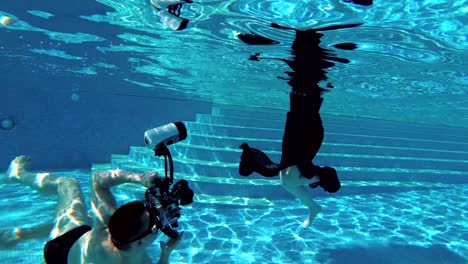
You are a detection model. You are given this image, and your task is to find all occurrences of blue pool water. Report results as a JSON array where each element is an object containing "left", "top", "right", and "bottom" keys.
[
  {"left": 1, "top": 0, "right": 467, "bottom": 263},
  {"left": 1, "top": 106, "right": 467, "bottom": 263}
]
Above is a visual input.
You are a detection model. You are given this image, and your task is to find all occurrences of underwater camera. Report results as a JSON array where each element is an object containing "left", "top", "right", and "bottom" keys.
[{"left": 143, "top": 122, "right": 194, "bottom": 239}]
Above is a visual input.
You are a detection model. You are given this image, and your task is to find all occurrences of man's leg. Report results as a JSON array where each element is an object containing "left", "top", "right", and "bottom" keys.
[
  {"left": 0, "top": 223, "right": 54, "bottom": 248},
  {"left": 51, "top": 177, "right": 91, "bottom": 239},
  {"left": 5, "top": 156, "right": 57, "bottom": 194},
  {"left": 3, "top": 156, "right": 90, "bottom": 244}
]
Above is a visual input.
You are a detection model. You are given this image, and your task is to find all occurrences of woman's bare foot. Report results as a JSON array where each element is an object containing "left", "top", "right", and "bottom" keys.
[
  {"left": 302, "top": 213, "right": 313, "bottom": 229},
  {"left": 5, "top": 156, "right": 31, "bottom": 182}
]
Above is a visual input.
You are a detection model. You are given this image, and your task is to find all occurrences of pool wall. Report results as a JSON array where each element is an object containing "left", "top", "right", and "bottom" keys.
[{"left": 0, "top": 64, "right": 212, "bottom": 171}]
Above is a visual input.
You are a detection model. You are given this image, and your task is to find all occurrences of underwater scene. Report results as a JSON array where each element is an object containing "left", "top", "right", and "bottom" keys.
[{"left": 1, "top": 0, "right": 467, "bottom": 263}]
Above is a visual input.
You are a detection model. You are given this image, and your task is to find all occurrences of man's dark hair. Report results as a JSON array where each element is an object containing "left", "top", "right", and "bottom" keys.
[{"left": 108, "top": 201, "right": 146, "bottom": 249}]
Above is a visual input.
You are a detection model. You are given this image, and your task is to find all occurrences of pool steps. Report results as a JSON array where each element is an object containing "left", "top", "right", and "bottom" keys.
[{"left": 91, "top": 105, "right": 468, "bottom": 205}]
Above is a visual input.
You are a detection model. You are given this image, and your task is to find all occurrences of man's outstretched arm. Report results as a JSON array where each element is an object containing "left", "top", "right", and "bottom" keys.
[
  {"left": 157, "top": 231, "right": 185, "bottom": 264},
  {"left": 91, "top": 170, "right": 161, "bottom": 227}
]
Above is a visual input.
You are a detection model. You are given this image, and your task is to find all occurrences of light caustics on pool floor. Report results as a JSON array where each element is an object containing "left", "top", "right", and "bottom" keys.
[{"left": 0, "top": 175, "right": 467, "bottom": 264}]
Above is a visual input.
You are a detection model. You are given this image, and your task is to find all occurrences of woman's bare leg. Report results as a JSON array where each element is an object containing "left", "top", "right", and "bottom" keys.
[{"left": 280, "top": 166, "right": 322, "bottom": 229}]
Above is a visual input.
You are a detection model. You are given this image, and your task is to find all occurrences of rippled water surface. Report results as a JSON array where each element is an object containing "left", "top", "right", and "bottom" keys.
[{"left": 1, "top": 0, "right": 467, "bottom": 126}]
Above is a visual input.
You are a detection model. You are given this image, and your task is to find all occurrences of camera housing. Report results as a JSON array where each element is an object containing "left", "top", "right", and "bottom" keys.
[
  {"left": 143, "top": 121, "right": 193, "bottom": 239},
  {"left": 144, "top": 179, "right": 194, "bottom": 238}
]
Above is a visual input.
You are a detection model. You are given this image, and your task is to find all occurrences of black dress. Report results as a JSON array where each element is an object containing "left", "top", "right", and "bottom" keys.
[{"left": 238, "top": 27, "right": 342, "bottom": 193}]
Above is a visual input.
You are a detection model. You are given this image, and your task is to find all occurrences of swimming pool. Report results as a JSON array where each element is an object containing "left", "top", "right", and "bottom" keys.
[
  {"left": 1, "top": 0, "right": 467, "bottom": 263},
  {"left": 1, "top": 105, "right": 467, "bottom": 263}
]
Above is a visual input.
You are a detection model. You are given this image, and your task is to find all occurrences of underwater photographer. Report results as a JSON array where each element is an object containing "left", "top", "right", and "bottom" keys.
[{"left": 2, "top": 122, "right": 193, "bottom": 264}]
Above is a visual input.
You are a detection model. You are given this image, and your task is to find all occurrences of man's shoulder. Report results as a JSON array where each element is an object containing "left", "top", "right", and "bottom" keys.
[
  {"left": 76, "top": 227, "right": 121, "bottom": 263},
  {"left": 84, "top": 226, "right": 109, "bottom": 245}
]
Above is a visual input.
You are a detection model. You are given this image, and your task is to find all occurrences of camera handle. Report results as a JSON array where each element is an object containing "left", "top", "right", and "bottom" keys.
[{"left": 154, "top": 144, "right": 174, "bottom": 185}]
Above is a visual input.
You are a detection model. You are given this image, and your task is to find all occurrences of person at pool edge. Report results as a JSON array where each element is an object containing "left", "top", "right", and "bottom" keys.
[
  {"left": 237, "top": 23, "right": 362, "bottom": 230},
  {"left": 0, "top": 155, "right": 189, "bottom": 264},
  {"left": 150, "top": 0, "right": 193, "bottom": 30}
]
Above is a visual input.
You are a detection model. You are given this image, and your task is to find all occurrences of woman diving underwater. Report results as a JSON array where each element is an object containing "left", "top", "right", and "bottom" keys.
[{"left": 238, "top": 22, "right": 362, "bottom": 230}]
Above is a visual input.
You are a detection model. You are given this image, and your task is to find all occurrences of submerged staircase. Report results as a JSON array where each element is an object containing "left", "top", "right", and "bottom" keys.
[{"left": 93, "top": 105, "right": 468, "bottom": 207}]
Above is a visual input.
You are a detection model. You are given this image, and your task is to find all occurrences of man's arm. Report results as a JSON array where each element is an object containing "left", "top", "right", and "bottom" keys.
[
  {"left": 91, "top": 170, "right": 161, "bottom": 228},
  {"left": 157, "top": 231, "right": 185, "bottom": 264}
]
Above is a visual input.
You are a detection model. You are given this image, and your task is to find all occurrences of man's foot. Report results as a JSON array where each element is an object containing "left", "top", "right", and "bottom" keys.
[
  {"left": 5, "top": 156, "right": 31, "bottom": 182},
  {"left": 0, "top": 229, "right": 20, "bottom": 248}
]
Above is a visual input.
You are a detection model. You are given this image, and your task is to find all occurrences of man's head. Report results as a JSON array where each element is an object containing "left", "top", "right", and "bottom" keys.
[{"left": 108, "top": 201, "right": 159, "bottom": 250}]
